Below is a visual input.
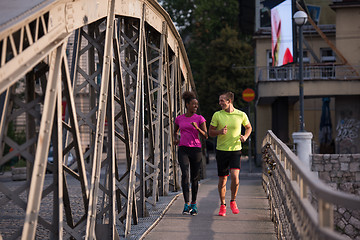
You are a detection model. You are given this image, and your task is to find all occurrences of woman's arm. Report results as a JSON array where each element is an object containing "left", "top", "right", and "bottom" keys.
[
  {"left": 173, "top": 123, "right": 180, "bottom": 145},
  {"left": 192, "top": 121, "right": 208, "bottom": 139}
]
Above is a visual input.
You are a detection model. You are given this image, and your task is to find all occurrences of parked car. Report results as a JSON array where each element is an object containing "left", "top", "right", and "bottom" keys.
[{"left": 47, "top": 146, "right": 75, "bottom": 170}]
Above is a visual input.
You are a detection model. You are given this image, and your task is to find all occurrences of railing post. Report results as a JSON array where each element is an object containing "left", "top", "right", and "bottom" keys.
[
  {"left": 318, "top": 199, "right": 334, "bottom": 229},
  {"left": 278, "top": 150, "right": 282, "bottom": 163},
  {"left": 300, "top": 177, "right": 307, "bottom": 199},
  {"left": 284, "top": 156, "right": 287, "bottom": 168},
  {"left": 292, "top": 132, "right": 313, "bottom": 170},
  {"left": 291, "top": 165, "right": 297, "bottom": 181}
]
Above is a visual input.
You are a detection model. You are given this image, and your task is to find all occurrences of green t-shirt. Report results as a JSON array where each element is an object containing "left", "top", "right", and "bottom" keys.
[{"left": 210, "top": 109, "right": 250, "bottom": 151}]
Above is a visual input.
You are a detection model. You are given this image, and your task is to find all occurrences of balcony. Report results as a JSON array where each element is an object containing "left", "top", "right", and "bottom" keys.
[
  {"left": 258, "top": 64, "right": 360, "bottom": 82},
  {"left": 256, "top": 64, "right": 360, "bottom": 103}
]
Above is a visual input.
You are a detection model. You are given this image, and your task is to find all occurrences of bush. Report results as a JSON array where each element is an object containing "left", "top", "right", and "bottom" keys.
[{"left": 1, "top": 122, "right": 27, "bottom": 171}]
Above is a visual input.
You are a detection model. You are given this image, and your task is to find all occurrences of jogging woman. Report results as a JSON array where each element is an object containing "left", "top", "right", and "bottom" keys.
[{"left": 174, "top": 91, "right": 208, "bottom": 215}]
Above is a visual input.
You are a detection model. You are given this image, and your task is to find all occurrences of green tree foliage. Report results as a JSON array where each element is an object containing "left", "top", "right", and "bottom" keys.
[
  {"left": 1, "top": 122, "right": 26, "bottom": 170},
  {"left": 160, "top": 0, "right": 195, "bottom": 37},
  {"left": 159, "top": 0, "right": 254, "bottom": 121},
  {"left": 198, "top": 26, "right": 254, "bottom": 121},
  {"left": 5, "top": 122, "right": 26, "bottom": 152},
  {"left": 161, "top": 0, "right": 239, "bottom": 39},
  {"left": 192, "top": 0, "right": 239, "bottom": 42}
]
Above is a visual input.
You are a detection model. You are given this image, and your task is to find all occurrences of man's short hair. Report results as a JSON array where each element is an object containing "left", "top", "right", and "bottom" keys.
[{"left": 220, "top": 92, "right": 234, "bottom": 103}]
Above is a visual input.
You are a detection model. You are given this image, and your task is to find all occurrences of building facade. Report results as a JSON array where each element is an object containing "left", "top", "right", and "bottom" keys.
[{"left": 254, "top": 0, "right": 360, "bottom": 162}]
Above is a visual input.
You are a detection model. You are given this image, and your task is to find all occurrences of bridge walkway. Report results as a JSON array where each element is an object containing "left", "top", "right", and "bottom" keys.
[{"left": 142, "top": 155, "right": 277, "bottom": 240}]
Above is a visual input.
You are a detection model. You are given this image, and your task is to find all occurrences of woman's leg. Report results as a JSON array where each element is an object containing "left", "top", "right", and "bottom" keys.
[
  {"left": 178, "top": 147, "right": 190, "bottom": 203},
  {"left": 189, "top": 148, "right": 202, "bottom": 203}
]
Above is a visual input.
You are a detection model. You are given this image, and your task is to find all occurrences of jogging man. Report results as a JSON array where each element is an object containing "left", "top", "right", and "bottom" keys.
[{"left": 209, "top": 91, "right": 252, "bottom": 216}]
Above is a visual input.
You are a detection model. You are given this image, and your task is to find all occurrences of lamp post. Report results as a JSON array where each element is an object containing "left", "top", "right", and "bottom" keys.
[{"left": 294, "top": 11, "right": 308, "bottom": 132}]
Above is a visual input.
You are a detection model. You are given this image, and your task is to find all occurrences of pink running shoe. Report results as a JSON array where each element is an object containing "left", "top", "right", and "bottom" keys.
[
  {"left": 230, "top": 201, "right": 239, "bottom": 214},
  {"left": 218, "top": 204, "right": 226, "bottom": 216}
]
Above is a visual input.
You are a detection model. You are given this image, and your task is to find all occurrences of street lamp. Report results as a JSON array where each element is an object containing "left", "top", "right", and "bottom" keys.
[{"left": 294, "top": 11, "right": 307, "bottom": 132}]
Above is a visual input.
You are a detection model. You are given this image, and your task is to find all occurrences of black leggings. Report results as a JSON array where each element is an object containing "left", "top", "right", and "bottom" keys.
[{"left": 178, "top": 146, "right": 202, "bottom": 203}]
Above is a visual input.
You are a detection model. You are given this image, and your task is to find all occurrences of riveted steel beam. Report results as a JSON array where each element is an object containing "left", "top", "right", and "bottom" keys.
[
  {"left": 0, "top": 0, "right": 197, "bottom": 239},
  {"left": 22, "top": 42, "right": 65, "bottom": 240}
]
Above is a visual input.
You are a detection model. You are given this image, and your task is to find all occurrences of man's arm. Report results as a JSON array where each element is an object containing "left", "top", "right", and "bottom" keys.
[
  {"left": 209, "top": 125, "right": 227, "bottom": 137},
  {"left": 240, "top": 123, "right": 252, "bottom": 143}
]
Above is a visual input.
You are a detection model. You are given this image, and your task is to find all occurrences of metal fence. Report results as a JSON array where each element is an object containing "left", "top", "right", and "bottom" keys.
[{"left": 258, "top": 65, "right": 360, "bottom": 81}]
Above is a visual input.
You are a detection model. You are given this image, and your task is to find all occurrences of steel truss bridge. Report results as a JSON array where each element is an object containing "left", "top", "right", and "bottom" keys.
[{"left": 0, "top": 0, "right": 196, "bottom": 239}]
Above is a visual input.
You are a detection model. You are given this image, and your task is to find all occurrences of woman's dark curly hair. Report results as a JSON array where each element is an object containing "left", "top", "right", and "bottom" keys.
[{"left": 182, "top": 91, "right": 196, "bottom": 106}]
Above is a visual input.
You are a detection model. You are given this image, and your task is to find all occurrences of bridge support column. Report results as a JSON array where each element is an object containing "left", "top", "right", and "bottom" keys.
[{"left": 292, "top": 132, "right": 313, "bottom": 169}]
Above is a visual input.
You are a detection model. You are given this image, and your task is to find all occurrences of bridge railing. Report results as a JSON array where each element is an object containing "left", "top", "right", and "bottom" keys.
[{"left": 262, "top": 130, "right": 360, "bottom": 239}]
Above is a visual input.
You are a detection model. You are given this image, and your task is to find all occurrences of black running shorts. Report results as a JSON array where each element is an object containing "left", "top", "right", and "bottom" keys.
[{"left": 216, "top": 150, "right": 241, "bottom": 177}]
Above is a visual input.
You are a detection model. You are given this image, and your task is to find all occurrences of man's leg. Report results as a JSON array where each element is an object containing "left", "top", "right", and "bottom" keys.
[
  {"left": 216, "top": 150, "right": 230, "bottom": 216},
  {"left": 218, "top": 176, "right": 227, "bottom": 216},
  {"left": 218, "top": 176, "right": 227, "bottom": 205},
  {"left": 230, "top": 168, "right": 240, "bottom": 200},
  {"left": 230, "top": 168, "right": 240, "bottom": 214}
]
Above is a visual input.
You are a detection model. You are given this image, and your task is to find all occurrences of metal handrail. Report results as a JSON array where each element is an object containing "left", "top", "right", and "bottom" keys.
[
  {"left": 264, "top": 130, "right": 360, "bottom": 208},
  {"left": 258, "top": 65, "right": 360, "bottom": 81},
  {"left": 262, "top": 130, "right": 360, "bottom": 239}
]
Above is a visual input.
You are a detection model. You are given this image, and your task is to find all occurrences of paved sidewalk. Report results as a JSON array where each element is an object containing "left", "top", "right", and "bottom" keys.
[
  {"left": 142, "top": 156, "right": 277, "bottom": 240},
  {"left": 0, "top": 154, "right": 275, "bottom": 239}
]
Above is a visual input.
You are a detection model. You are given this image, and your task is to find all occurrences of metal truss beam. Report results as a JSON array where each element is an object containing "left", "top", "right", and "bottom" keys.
[{"left": 0, "top": 0, "right": 198, "bottom": 239}]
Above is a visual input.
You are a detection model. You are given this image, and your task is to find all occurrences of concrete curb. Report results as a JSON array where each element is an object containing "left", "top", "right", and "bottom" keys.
[{"left": 138, "top": 193, "right": 182, "bottom": 240}]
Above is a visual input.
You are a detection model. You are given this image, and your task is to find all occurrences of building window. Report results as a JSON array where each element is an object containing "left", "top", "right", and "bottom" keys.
[
  {"left": 320, "top": 48, "right": 336, "bottom": 78},
  {"left": 267, "top": 50, "right": 275, "bottom": 79}
]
